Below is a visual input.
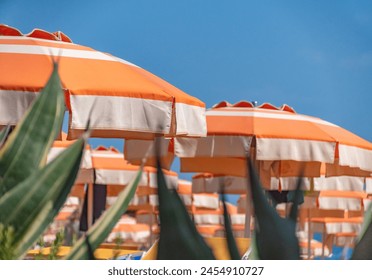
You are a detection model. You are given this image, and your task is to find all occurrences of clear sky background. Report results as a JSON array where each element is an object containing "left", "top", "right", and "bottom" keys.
[{"left": 1, "top": 0, "right": 372, "bottom": 182}]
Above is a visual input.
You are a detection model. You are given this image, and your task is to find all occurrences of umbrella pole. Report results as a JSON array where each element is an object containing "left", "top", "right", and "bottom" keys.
[
  {"left": 244, "top": 194, "right": 252, "bottom": 238},
  {"left": 149, "top": 207, "right": 154, "bottom": 248},
  {"left": 307, "top": 207, "right": 311, "bottom": 259}
]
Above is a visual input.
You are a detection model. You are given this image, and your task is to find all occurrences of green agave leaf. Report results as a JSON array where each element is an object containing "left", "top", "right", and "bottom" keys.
[
  {"left": 0, "top": 125, "right": 11, "bottom": 149},
  {"left": 66, "top": 166, "right": 143, "bottom": 260},
  {"left": 247, "top": 159, "right": 301, "bottom": 260},
  {"left": 0, "top": 63, "right": 64, "bottom": 196},
  {"left": 351, "top": 203, "right": 372, "bottom": 259},
  {"left": 247, "top": 232, "right": 260, "bottom": 260},
  {"left": 157, "top": 159, "right": 215, "bottom": 260},
  {"left": 0, "top": 136, "right": 85, "bottom": 258},
  {"left": 221, "top": 194, "right": 240, "bottom": 260}
]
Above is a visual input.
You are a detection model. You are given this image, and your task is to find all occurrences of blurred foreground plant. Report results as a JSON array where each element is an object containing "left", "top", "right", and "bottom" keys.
[
  {"left": 0, "top": 63, "right": 85, "bottom": 259},
  {"left": 65, "top": 167, "right": 142, "bottom": 260}
]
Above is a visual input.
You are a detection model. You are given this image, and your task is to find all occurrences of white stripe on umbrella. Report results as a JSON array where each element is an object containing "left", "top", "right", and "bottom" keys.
[
  {"left": 207, "top": 109, "right": 338, "bottom": 127},
  {"left": 0, "top": 43, "right": 139, "bottom": 66}
]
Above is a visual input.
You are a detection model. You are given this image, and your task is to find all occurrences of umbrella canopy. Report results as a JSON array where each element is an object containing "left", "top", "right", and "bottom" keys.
[
  {"left": 192, "top": 173, "right": 313, "bottom": 193},
  {"left": 192, "top": 163, "right": 367, "bottom": 193},
  {"left": 177, "top": 179, "right": 220, "bottom": 209},
  {"left": 0, "top": 24, "right": 206, "bottom": 139},
  {"left": 77, "top": 146, "right": 178, "bottom": 230},
  {"left": 91, "top": 146, "right": 178, "bottom": 196},
  {"left": 176, "top": 101, "right": 372, "bottom": 183}
]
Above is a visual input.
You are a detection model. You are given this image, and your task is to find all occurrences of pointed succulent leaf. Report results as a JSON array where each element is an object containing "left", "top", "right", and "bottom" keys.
[
  {"left": 0, "top": 125, "right": 11, "bottom": 149},
  {"left": 157, "top": 159, "right": 215, "bottom": 260},
  {"left": 0, "top": 135, "right": 85, "bottom": 258},
  {"left": 66, "top": 166, "right": 142, "bottom": 260},
  {"left": 0, "top": 63, "right": 65, "bottom": 195},
  {"left": 247, "top": 159, "right": 300, "bottom": 260},
  {"left": 247, "top": 232, "right": 260, "bottom": 260},
  {"left": 221, "top": 194, "right": 240, "bottom": 260}
]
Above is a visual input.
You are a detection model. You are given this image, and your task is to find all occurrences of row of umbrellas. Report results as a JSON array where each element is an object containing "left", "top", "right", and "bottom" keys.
[{"left": 1, "top": 24, "right": 372, "bottom": 243}]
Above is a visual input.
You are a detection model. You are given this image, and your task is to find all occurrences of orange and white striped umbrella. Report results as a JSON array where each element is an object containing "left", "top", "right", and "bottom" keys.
[
  {"left": 176, "top": 101, "right": 372, "bottom": 182},
  {"left": 89, "top": 146, "right": 178, "bottom": 216},
  {"left": 193, "top": 203, "right": 246, "bottom": 238},
  {"left": 91, "top": 146, "right": 178, "bottom": 197},
  {"left": 48, "top": 132, "right": 94, "bottom": 184},
  {"left": 79, "top": 146, "right": 178, "bottom": 230},
  {"left": 316, "top": 190, "right": 367, "bottom": 211},
  {"left": 107, "top": 223, "right": 151, "bottom": 244},
  {"left": 312, "top": 163, "right": 366, "bottom": 192},
  {"left": 177, "top": 179, "right": 220, "bottom": 209},
  {"left": 138, "top": 179, "right": 220, "bottom": 210},
  {"left": 192, "top": 202, "right": 237, "bottom": 225},
  {"left": 0, "top": 24, "right": 206, "bottom": 139}
]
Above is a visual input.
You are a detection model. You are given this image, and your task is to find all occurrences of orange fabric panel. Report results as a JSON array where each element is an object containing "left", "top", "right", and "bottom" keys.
[
  {"left": 319, "top": 191, "right": 367, "bottom": 199},
  {"left": 68, "top": 128, "right": 159, "bottom": 140},
  {"left": 106, "top": 185, "right": 156, "bottom": 196},
  {"left": 124, "top": 153, "right": 174, "bottom": 170},
  {"left": 310, "top": 217, "right": 363, "bottom": 224},
  {"left": 60, "top": 58, "right": 174, "bottom": 101},
  {"left": 112, "top": 223, "right": 150, "bottom": 232},
  {"left": 326, "top": 163, "right": 372, "bottom": 177},
  {"left": 196, "top": 225, "right": 223, "bottom": 235},
  {"left": 70, "top": 184, "right": 85, "bottom": 197},
  {"left": 106, "top": 185, "right": 125, "bottom": 196},
  {"left": 55, "top": 211, "right": 74, "bottom": 221},
  {"left": 278, "top": 160, "right": 322, "bottom": 177},
  {"left": 0, "top": 53, "right": 52, "bottom": 91},
  {"left": 92, "top": 156, "right": 140, "bottom": 170},
  {"left": 91, "top": 150, "right": 177, "bottom": 177},
  {"left": 193, "top": 208, "right": 223, "bottom": 215},
  {"left": 124, "top": 65, "right": 204, "bottom": 107},
  {"left": 178, "top": 183, "right": 192, "bottom": 194},
  {"left": 181, "top": 157, "right": 247, "bottom": 177},
  {"left": 317, "top": 124, "right": 372, "bottom": 149}
]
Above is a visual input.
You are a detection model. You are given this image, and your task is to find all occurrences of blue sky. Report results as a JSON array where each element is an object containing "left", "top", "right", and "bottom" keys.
[{"left": 1, "top": 0, "right": 372, "bottom": 181}]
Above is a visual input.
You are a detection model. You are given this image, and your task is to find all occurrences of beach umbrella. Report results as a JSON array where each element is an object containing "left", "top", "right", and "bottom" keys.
[
  {"left": 176, "top": 101, "right": 372, "bottom": 182},
  {"left": 177, "top": 179, "right": 220, "bottom": 210},
  {"left": 192, "top": 203, "right": 246, "bottom": 238},
  {"left": 192, "top": 173, "right": 313, "bottom": 193},
  {"left": 79, "top": 146, "right": 178, "bottom": 229},
  {"left": 47, "top": 132, "right": 94, "bottom": 184},
  {"left": 106, "top": 215, "right": 152, "bottom": 245},
  {"left": 0, "top": 24, "right": 206, "bottom": 140},
  {"left": 91, "top": 146, "right": 178, "bottom": 195}
]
